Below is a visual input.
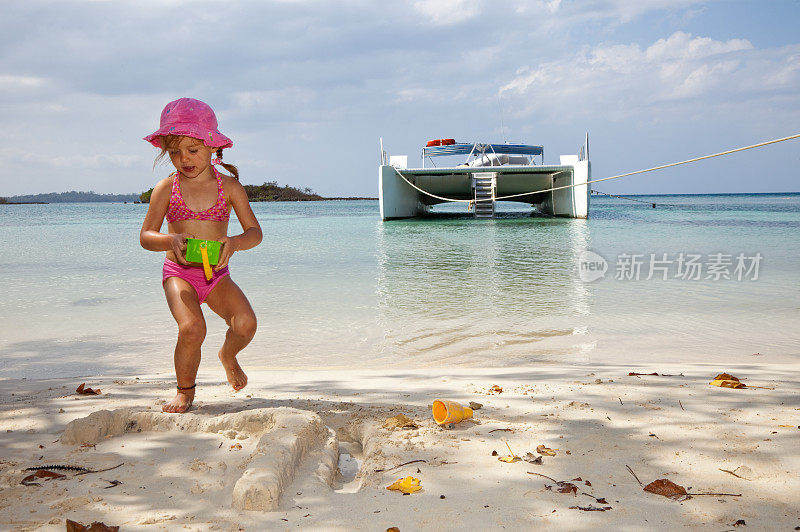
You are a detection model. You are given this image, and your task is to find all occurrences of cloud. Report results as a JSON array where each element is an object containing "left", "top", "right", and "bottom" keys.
[
  {"left": 0, "top": 75, "right": 48, "bottom": 89},
  {"left": 412, "top": 0, "right": 482, "bottom": 26},
  {"left": 500, "top": 31, "right": 798, "bottom": 121},
  {"left": 0, "top": 1, "right": 798, "bottom": 196}
]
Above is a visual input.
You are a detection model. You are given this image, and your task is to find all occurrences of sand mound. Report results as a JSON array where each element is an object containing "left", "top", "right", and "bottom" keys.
[{"left": 61, "top": 407, "right": 338, "bottom": 511}]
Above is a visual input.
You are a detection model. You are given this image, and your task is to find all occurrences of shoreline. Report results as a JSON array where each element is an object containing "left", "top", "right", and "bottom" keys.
[{"left": 1, "top": 363, "right": 798, "bottom": 530}]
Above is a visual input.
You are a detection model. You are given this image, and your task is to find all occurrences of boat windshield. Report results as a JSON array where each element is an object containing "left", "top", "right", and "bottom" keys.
[{"left": 422, "top": 143, "right": 543, "bottom": 168}]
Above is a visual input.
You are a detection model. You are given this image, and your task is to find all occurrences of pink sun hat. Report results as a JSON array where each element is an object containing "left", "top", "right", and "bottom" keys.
[{"left": 144, "top": 97, "right": 233, "bottom": 149}]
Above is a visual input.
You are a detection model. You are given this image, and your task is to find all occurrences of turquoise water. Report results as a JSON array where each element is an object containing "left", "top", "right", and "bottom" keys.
[{"left": 0, "top": 194, "right": 798, "bottom": 379}]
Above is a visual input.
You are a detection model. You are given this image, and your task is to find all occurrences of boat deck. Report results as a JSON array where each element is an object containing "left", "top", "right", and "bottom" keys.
[{"left": 396, "top": 164, "right": 569, "bottom": 176}]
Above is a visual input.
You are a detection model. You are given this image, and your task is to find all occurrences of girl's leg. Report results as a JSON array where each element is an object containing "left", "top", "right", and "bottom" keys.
[
  {"left": 163, "top": 277, "right": 207, "bottom": 413},
  {"left": 204, "top": 276, "right": 256, "bottom": 391}
]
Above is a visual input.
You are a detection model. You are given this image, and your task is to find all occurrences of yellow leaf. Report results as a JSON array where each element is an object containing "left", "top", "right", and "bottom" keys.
[
  {"left": 709, "top": 379, "right": 746, "bottom": 389},
  {"left": 536, "top": 444, "right": 557, "bottom": 456},
  {"left": 498, "top": 455, "right": 520, "bottom": 463},
  {"left": 386, "top": 476, "right": 422, "bottom": 494}
]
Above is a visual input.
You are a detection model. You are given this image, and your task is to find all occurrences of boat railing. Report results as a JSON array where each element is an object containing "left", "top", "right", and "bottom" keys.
[
  {"left": 578, "top": 132, "right": 589, "bottom": 162},
  {"left": 379, "top": 137, "right": 388, "bottom": 165}
]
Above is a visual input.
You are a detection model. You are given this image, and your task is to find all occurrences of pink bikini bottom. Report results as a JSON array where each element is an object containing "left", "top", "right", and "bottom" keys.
[{"left": 162, "top": 259, "right": 230, "bottom": 304}]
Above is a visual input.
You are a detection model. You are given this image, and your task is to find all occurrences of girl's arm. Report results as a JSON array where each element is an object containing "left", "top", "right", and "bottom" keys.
[
  {"left": 139, "top": 178, "right": 193, "bottom": 264},
  {"left": 216, "top": 179, "right": 262, "bottom": 270}
]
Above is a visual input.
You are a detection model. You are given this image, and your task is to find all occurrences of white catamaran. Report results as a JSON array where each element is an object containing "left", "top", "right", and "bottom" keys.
[{"left": 379, "top": 136, "right": 590, "bottom": 219}]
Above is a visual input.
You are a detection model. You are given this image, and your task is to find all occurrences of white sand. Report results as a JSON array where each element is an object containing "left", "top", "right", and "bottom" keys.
[{"left": 1, "top": 363, "right": 799, "bottom": 531}]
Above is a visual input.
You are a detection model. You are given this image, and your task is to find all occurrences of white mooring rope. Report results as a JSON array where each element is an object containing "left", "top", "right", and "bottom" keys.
[{"left": 391, "top": 133, "right": 800, "bottom": 204}]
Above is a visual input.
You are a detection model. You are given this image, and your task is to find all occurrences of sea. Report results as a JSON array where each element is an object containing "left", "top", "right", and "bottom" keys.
[{"left": 1, "top": 194, "right": 798, "bottom": 379}]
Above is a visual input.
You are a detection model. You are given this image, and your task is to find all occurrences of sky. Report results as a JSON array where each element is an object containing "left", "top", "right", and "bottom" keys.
[{"left": 1, "top": 0, "right": 799, "bottom": 197}]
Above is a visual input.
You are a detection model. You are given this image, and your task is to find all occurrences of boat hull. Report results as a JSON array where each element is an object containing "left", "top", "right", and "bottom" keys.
[{"left": 379, "top": 162, "right": 590, "bottom": 219}]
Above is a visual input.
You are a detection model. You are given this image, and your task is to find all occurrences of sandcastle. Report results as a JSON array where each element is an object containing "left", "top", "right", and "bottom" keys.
[{"left": 61, "top": 407, "right": 342, "bottom": 511}]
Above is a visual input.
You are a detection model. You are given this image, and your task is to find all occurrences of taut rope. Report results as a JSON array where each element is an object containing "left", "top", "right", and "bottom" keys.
[{"left": 390, "top": 133, "right": 800, "bottom": 204}]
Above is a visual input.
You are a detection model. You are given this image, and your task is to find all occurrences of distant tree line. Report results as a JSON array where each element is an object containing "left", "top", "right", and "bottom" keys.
[
  {"left": 139, "top": 181, "right": 324, "bottom": 203},
  {"left": 243, "top": 181, "right": 324, "bottom": 202},
  {"left": 2, "top": 191, "right": 139, "bottom": 203},
  {"left": 3, "top": 183, "right": 374, "bottom": 205}
]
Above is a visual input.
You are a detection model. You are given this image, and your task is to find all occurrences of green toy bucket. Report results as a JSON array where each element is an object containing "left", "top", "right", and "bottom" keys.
[{"left": 185, "top": 238, "right": 221, "bottom": 266}]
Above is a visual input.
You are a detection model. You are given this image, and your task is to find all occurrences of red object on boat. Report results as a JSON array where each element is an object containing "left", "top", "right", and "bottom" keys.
[{"left": 426, "top": 138, "right": 456, "bottom": 147}]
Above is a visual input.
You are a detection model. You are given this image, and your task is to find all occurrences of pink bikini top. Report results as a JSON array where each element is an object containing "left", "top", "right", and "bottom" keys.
[{"left": 165, "top": 168, "right": 230, "bottom": 223}]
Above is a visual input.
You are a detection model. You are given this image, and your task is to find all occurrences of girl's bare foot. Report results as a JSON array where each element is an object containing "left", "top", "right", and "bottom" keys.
[
  {"left": 162, "top": 388, "right": 195, "bottom": 413},
  {"left": 219, "top": 352, "right": 248, "bottom": 391}
]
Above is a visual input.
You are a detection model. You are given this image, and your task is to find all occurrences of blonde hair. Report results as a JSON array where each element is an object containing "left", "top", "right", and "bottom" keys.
[{"left": 154, "top": 135, "right": 239, "bottom": 180}]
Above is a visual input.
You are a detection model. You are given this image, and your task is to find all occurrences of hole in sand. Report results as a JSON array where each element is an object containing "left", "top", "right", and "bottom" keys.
[{"left": 335, "top": 440, "right": 363, "bottom": 493}]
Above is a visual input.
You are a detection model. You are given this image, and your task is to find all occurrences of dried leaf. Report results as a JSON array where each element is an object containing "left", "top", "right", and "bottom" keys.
[
  {"left": 76, "top": 383, "right": 101, "bottom": 395},
  {"left": 523, "top": 453, "right": 543, "bottom": 465},
  {"left": 733, "top": 519, "right": 746, "bottom": 527},
  {"left": 230, "top": 443, "right": 242, "bottom": 450},
  {"left": 709, "top": 379, "right": 746, "bottom": 389},
  {"left": 468, "top": 401, "right": 483, "bottom": 410},
  {"left": 498, "top": 455, "right": 520, "bottom": 463},
  {"left": 545, "top": 482, "right": 578, "bottom": 495},
  {"left": 536, "top": 445, "right": 556, "bottom": 456},
  {"left": 21, "top": 469, "right": 65, "bottom": 486},
  {"left": 491, "top": 450, "right": 498, "bottom": 456},
  {"left": 628, "top": 372, "right": 659, "bottom": 376},
  {"left": 65, "top": 520, "right": 119, "bottom": 532},
  {"left": 714, "top": 373, "right": 739, "bottom": 381},
  {"left": 386, "top": 528, "right": 400, "bottom": 532},
  {"left": 386, "top": 476, "right": 422, "bottom": 494},
  {"left": 488, "top": 385, "right": 503, "bottom": 394},
  {"left": 382, "top": 414, "right": 419, "bottom": 430},
  {"left": 569, "top": 505, "right": 612, "bottom": 511},
  {"left": 643, "top": 479, "right": 687, "bottom": 499}
]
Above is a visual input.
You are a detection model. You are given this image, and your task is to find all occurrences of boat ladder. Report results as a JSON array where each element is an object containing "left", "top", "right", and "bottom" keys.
[{"left": 472, "top": 172, "right": 496, "bottom": 218}]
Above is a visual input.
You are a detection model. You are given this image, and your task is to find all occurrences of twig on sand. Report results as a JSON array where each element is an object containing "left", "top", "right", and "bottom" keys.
[
  {"left": 618, "top": 397, "right": 624, "bottom": 405},
  {"left": 689, "top": 492, "right": 742, "bottom": 497},
  {"left": 75, "top": 463, "right": 124, "bottom": 476},
  {"left": 374, "top": 460, "right": 427, "bottom": 473},
  {"left": 582, "top": 492, "right": 608, "bottom": 503},
  {"left": 488, "top": 428, "right": 513, "bottom": 433},
  {"left": 679, "top": 400, "right": 685, "bottom": 411},
  {"left": 527, "top": 472, "right": 559, "bottom": 483},
  {"left": 719, "top": 468, "right": 750, "bottom": 480},
  {"left": 625, "top": 465, "right": 642, "bottom": 486}
]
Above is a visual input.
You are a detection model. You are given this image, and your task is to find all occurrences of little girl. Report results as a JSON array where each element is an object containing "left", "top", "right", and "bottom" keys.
[{"left": 140, "top": 98, "right": 262, "bottom": 413}]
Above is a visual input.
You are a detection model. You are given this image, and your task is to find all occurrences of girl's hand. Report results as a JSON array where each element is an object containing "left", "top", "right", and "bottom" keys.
[
  {"left": 215, "top": 236, "right": 237, "bottom": 271},
  {"left": 170, "top": 233, "right": 194, "bottom": 265}
]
